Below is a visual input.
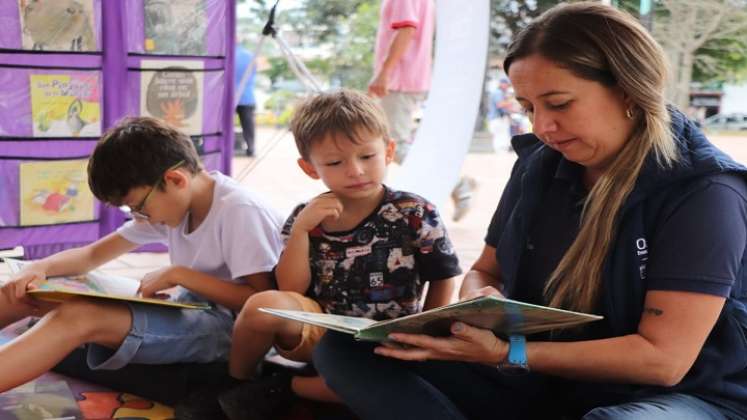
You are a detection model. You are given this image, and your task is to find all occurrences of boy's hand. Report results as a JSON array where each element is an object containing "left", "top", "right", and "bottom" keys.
[
  {"left": 1, "top": 266, "right": 45, "bottom": 306},
  {"left": 137, "top": 266, "right": 182, "bottom": 299},
  {"left": 291, "top": 193, "right": 344, "bottom": 234}
]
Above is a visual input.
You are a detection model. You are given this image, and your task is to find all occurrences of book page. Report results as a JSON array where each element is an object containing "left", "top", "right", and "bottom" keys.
[
  {"left": 18, "top": 0, "right": 97, "bottom": 52},
  {"left": 260, "top": 308, "right": 377, "bottom": 335},
  {"left": 140, "top": 60, "right": 204, "bottom": 135},
  {"left": 3, "top": 258, "right": 208, "bottom": 310},
  {"left": 19, "top": 159, "right": 95, "bottom": 226},
  {"left": 356, "top": 296, "right": 603, "bottom": 341},
  {"left": 29, "top": 73, "right": 101, "bottom": 137}
]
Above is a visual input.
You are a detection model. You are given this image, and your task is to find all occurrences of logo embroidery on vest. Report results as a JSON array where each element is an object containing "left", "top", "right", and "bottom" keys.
[{"left": 636, "top": 238, "right": 648, "bottom": 280}]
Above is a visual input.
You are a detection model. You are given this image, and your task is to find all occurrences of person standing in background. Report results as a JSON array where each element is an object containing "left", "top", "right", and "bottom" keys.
[
  {"left": 235, "top": 43, "right": 257, "bottom": 157},
  {"left": 369, "top": 0, "right": 476, "bottom": 222},
  {"left": 368, "top": 0, "right": 434, "bottom": 164}
]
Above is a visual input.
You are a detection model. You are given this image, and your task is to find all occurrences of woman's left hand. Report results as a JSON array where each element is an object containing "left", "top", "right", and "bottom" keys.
[{"left": 374, "top": 322, "right": 508, "bottom": 365}]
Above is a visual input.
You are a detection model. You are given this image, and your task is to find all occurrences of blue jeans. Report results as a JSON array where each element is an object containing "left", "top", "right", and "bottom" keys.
[{"left": 313, "top": 332, "right": 740, "bottom": 420}]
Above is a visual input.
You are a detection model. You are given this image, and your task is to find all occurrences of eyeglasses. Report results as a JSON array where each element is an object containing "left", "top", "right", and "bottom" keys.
[{"left": 120, "top": 160, "right": 184, "bottom": 220}]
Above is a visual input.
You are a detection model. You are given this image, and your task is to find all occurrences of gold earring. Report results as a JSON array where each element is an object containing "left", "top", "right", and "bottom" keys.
[{"left": 625, "top": 107, "right": 634, "bottom": 119}]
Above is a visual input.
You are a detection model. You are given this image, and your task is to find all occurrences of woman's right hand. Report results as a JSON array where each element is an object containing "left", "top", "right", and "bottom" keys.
[
  {"left": 1, "top": 265, "right": 45, "bottom": 305},
  {"left": 291, "top": 192, "right": 344, "bottom": 234},
  {"left": 460, "top": 286, "right": 504, "bottom": 302}
]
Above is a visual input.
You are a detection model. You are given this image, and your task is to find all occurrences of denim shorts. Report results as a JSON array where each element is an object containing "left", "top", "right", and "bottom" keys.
[{"left": 85, "top": 292, "right": 234, "bottom": 370}]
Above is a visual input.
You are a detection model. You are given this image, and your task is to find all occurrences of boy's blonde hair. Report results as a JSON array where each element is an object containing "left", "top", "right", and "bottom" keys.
[{"left": 290, "top": 89, "right": 389, "bottom": 160}]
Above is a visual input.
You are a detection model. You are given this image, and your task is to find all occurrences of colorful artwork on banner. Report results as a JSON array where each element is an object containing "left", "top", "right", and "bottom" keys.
[
  {"left": 140, "top": 60, "right": 204, "bottom": 135},
  {"left": 17, "top": 0, "right": 96, "bottom": 51},
  {"left": 144, "top": 0, "right": 207, "bottom": 55},
  {"left": 0, "top": 380, "right": 81, "bottom": 420},
  {"left": 29, "top": 73, "right": 101, "bottom": 137},
  {"left": 19, "top": 159, "right": 94, "bottom": 226}
]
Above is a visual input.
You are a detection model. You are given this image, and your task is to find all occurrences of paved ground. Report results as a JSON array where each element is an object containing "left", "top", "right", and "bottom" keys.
[{"left": 3, "top": 128, "right": 747, "bottom": 288}]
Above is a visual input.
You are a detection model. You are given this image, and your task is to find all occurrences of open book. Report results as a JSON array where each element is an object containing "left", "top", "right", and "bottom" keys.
[
  {"left": 260, "top": 295, "right": 603, "bottom": 342},
  {"left": 3, "top": 258, "right": 209, "bottom": 310}
]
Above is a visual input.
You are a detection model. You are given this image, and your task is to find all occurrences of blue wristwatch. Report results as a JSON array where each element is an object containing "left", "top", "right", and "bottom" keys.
[{"left": 497, "top": 334, "right": 529, "bottom": 375}]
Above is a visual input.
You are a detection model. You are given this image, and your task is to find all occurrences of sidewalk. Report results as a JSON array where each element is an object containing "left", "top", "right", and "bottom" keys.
[{"left": 3, "top": 129, "right": 746, "bottom": 284}]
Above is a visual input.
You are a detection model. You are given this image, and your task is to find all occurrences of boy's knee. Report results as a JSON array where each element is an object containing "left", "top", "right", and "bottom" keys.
[
  {"left": 52, "top": 299, "right": 127, "bottom": 340},
  {"left": 235, "top": 290, "right": 300, "bottom": 329}
]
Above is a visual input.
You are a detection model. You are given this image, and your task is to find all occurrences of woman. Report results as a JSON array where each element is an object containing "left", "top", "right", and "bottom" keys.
[{"left": 312, "top": 3, "right": 747, "bottom": 419}]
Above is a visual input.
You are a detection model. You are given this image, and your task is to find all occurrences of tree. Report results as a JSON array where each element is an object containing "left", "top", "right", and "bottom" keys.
[
  {"left": 490, "top": 0, "right": 557, "bottom": 55},
  {"left": 237, "top": 0, "right": 378, "bottom": 91},
  {"left": 652, "top": 0, "right": 747, "bottom": 108}
]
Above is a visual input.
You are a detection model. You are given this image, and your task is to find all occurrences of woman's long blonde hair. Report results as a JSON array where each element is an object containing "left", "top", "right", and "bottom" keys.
[{"left": 503, "top": 2, "right": 678, "bottom": 313}]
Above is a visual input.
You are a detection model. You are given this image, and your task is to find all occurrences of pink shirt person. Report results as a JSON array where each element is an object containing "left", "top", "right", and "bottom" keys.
[{"left": 373, "top": 0, "right": 435, "bottom": 93}]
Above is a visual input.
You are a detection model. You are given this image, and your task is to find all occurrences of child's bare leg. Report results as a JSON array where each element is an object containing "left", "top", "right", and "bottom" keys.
[
  {"left": 229, "top": 290, "right": 305, "bottom": 380},
  {"left": 292, "top": 376, "right": 341, "bottom": 402},
  {"left": 0, "top": 298, "right": 131, "bottom": 392}
]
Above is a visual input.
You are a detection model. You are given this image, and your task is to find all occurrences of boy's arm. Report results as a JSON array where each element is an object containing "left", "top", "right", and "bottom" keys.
[
  {"left": 138, "top": 267, "right": 272, "bottom": 312},
  {"left": 423, "top": 276, "right": 456, "bottom": 310},
  {"left": 3, "top": 233, "right": 138, "bottom": 303},
  {"left": 275, "top": 194, "right": 343, "bottom": 293},
  {"left": 275, "top": 229, "right": 313, "bottom": 294},
  {"left": 368, "top": 26, "right": 416, "bottom": 97}
]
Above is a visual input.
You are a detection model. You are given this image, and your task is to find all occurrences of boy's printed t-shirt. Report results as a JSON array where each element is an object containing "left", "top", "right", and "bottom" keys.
[
  {"left": 118, "top": 171, "right": 284, "bottom": 301},
  {"left": 281, "top": 187, "right": 461, "bottom": 320}
]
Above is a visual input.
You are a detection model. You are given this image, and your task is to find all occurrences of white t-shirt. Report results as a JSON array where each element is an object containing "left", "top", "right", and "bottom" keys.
[{"left": 117, "top": 171, "right": 283, "bottom": 285}]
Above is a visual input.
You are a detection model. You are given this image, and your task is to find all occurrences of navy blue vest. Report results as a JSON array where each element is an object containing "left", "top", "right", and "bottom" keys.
[{"left": 495, "top": 109, "right": 747, "bottom": 413}]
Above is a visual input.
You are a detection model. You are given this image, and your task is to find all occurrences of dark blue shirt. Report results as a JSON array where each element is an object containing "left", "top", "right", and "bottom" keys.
[{"left": 484, "top": 108, "right": 747, "bottom": 416}]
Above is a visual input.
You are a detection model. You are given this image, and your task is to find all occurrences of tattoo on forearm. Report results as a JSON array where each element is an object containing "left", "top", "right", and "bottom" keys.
[{"left": 644, "top": 307, "right": 663, "bottom": 316}]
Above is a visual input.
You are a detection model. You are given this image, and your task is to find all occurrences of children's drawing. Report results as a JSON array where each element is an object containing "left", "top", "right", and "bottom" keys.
[
  {"left": 140, "top": 60, "right": 204, "bottom": 135},
  {"left": 19, "top": 159, "right": 94, "bottom": 226},
  {"left": 144, "top": 0, "right": 207, "bottom": 55},
  {"left": 18, "top": 0, "right": 96, "bottom": 51},
  {"left": 29, "top": 73, "right": 101, "bottom": 137}
]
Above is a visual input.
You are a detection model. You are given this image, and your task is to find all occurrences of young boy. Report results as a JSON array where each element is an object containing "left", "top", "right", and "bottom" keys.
[
  {"left": 0, "top": 117, "right": 284, "bottom": 393},
  {"left": 218, "top": 89, "right": 461, "bottom": 420}
]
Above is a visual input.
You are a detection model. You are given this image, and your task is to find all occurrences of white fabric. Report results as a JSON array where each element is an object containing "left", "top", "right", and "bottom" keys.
[{"left": 118, "top": 171, "right": 284, "bottom": 282}]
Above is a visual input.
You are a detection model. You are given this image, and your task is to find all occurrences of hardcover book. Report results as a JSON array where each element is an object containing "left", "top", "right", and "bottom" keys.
[
  {"left": 261, "top": 295, "right": 603, "bottom": 342},
  {"left": 4, "top": 258, "right": 209, "bottom": 310}
]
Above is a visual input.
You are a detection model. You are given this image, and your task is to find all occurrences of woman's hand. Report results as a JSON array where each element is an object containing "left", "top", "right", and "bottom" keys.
[
  {"left": 460, "top": 286, "right": 504, "bottom": 302},
  {"left": 374, "top": 322, "right": 508, "bottom": 365}
]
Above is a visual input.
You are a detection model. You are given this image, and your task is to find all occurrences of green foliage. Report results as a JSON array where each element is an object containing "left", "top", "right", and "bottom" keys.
[
  {"left": 693, "top": 32, "right": 747, "bottom": 85},
  {"left": 239, "top": 0, "right": 378, "bottom": 92},
  {"left": 490, "top": 0, "right": 558, "bottom": 55},
  {"left": 264, "top": 57, "right": 290, "bottom": 85},
  {"left": 303, "top": 0, "right": 370, "bottom": 42},
  {"left": 616, "top": 0, "right": 747, "bottom": 85},
  {"left": 326, "top": 1, "right": 379, "bottom": 89}
]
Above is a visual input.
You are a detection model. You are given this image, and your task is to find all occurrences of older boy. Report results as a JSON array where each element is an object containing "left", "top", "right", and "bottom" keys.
[
  {"left": 0, "top": 117, "right": 283, "bottom": 392},
  {"left": 218, "top": 90, "right": 460, "bottom": 420}
]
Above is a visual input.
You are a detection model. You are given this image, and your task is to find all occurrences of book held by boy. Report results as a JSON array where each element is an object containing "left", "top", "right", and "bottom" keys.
[
  {"left": 260, "top": 295, "right": 603, "bottom": 342},
  {"left": 3, "top": 258, "right": 209, "bottom": 310}
]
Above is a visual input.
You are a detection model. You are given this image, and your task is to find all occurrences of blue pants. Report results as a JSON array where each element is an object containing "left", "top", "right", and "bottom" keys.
[{"left": 313, "top": 332, "right": 740, "bottom": 420}]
